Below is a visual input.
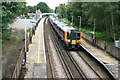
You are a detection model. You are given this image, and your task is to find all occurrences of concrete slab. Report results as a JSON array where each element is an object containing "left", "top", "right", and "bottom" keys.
[
  {"left": 24, "top": 18, "right": 46, "bottom": 78},
  {"left": 81, "top": 39, "right": 119, "bottom": 79},
  {"left": 33, "top": 63, "right": 46, "bottom": 78}
]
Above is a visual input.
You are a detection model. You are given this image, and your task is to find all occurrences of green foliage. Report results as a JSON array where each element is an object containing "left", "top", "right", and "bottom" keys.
[
  {"left": 55, "top": 4, "right": 67, "bottom": 18},
  {"left": 27, "top": 2, "right": 51, "bottom": 13},
  {"left": 60, "top": 18, "right": 70, "bottom": 25},
  {"left": 36, "top": 2, "right": 51, "bottom": 13},
  {"left": 2, "top": 2, "right": 28, "bottom": 43},
  {"left": 21, "top": 36, "right": 25, "bottom": 41},
  {"left": 81, "top": 28, "right": 92, "bottom": 34},
  {"left": 27, "top": 6, "right": 37, "bottom": 13},
  {"left": 55, "top": 2, "right": 120, "bottom": 42},
  {"left": 81, "top": 27, "right": 111, "bottom": 42},
  {"left": 27, "top": 28, "right": 31, "bottom": 32}
]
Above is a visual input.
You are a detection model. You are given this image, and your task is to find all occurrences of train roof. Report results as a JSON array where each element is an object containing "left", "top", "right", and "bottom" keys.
[
  {"left": 57, "top": 22, "right": 67, "bottom": 28},
  {"left": 62, "top": 26, "right": 77, "bottom": 31},
  {"left": 50, "top": 16, "right": 79, "bottom": 32},
  {"left": 56, "top": 21, "right": 77, "bottom": 31}
]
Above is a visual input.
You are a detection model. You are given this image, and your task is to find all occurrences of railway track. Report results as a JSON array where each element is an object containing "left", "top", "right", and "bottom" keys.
[
  {"left": 66, "top": 51, "right": 101, "bottom": 79},
  {"left": 76, "top": 51, "right": 103, "bottom": 79},
  {"left": 45, "top": 17, "right": 115, "bottom": 79},
  {"left": 46, "top": 17, "right": 84, "bottom": 79},
  {"left": 44, "top": 17, "right": 53, "bottom": 78}
]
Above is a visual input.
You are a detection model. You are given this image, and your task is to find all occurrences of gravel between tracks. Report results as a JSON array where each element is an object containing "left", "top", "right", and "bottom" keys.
[
  {"left": 45, "top": 18, "right": 67, "bottom": 78},
  {"left": 69, "top": 51, "right": 99, "bottom": 79}
]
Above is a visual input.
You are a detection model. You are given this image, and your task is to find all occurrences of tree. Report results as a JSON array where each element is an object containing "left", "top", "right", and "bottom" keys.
[
  {"left": 27, "top": 6, "right": 37, "bottom": 13},
  {"left": 36, "top": 2, "right": 51, "bottom": 13},
  {"left": 55, "top": 4, "right": 67, "bottom": 18},
  {"left": 27, "top": 2, "right": 51, "bottom": 13},
  {"left": 55, "top": 2, "right": 120, "bottom": 42},
  {"left": 2, "top": 2, "right": 27, "bottom": 42}
]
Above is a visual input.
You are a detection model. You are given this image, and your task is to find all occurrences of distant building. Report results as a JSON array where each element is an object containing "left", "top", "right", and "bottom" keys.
[{"left": 36, "top": 9, "right": 42, "bottom": 18}]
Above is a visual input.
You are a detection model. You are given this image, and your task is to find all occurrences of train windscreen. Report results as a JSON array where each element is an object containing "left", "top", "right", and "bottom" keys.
[
  {"left": 71, "top": 33, "right": 77, "bottom": 40},
  {"left": 67, "top": 30, "right": 80, "bottom": 40}
]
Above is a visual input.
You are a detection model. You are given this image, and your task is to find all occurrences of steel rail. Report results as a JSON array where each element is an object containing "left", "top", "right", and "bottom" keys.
[
  {"left": 77, "top": 51, "right": 103, "bottom": 79},
  {"left": 48, "top": 17, "right": 87, "bottom": 79}
]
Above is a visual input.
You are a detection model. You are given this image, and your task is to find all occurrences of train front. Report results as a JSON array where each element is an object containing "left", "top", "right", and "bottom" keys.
[{"left": 65, "top": 29, "right": 82, "bottom": 49}]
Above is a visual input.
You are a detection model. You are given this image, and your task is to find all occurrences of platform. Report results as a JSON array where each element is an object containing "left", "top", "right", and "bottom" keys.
[
  {"left": 24, "top": 18, "right": 46, "bottom": 78},
  {"left": 81, "top": 39, "right": 119, "bottom": 79}
]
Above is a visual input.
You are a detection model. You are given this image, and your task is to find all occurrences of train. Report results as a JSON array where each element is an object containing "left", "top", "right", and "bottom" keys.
[{"left": 49, "top": 16, "right": 82, "bottom": 49}]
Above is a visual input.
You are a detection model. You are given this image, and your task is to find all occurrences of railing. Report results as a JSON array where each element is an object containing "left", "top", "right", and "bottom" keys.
[
  {"left": 82, "top": 32, "right": 120, "bottom": 60},
  {"left": 11, "top": 18, "right": 41, "bottom": 79},
  {"left": 11, "top": 47, "right": 24, "bottom": 79}
]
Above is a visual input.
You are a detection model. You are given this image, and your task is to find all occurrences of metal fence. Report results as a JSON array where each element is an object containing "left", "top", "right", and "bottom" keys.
[
  {"left": 11, "top": 18, "right": 41, "bottom": 79},
  {"left": 11, "top": 47, "right": 24, "bottom": 79},
  {"left": 11, "top": 32, "right": 31, "bottom": 79},
  {"left": 82, "top": 32, "right": 120, "bottom": 60}
]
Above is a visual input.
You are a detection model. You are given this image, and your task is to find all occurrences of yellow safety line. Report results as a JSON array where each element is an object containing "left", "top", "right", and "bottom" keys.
[
  {"left": 82, "top": 41, "right": 116, "bottom": 65},
  {"left": 28, "top": 61, "right": 36, "bottom": 64},
  {"left": 94, "top": 50, "right": 116, "bottom": 64},
  {"left": 37, "top": 29, "right": 40, "bottom": 63}
]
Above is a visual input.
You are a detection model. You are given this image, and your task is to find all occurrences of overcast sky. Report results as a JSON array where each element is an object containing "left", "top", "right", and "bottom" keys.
[{"left": 26, "top": 0, "right": 68, "bottom": 10}]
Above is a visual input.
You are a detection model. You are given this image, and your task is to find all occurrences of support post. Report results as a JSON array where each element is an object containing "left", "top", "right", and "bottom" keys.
[
  {"left": 71, "top": 16, "right": 73, "bottom": 26},
  {"left": 78, "top": 16, "right": 81, "bottom": 31},
  {"left": 24, "top": 18, "right": 27, "bottom": 64},
  {"left": 92, "top": 18, "right": 96, "bottom": 46}
]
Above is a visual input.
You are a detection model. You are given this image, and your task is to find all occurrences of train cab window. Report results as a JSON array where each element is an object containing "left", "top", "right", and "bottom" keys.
[
  {"left": 67, "top": 30, "right": 80, "bottom": 40},
  {"left": 70, "top": 32, "right": 77, "bottom": 40}
]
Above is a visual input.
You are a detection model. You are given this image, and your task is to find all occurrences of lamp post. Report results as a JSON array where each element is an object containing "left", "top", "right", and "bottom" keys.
[
  {"left": 30, "top": 22, "right": 33, "bottom": 43},
  {"left": 30, "top": 20, "right": 37, "bottom": 43},
  {"left": 93, "top": 18, "right": 96, "bottom": 46},
  {"left": 78, "top": 16, "right": 81, "bottom": 31},
  {"left": 71, "top": 16, "right": 73, "bottom": 26},
  {"left": 24, "top": 18, "right": 27, "bottom": 64}
]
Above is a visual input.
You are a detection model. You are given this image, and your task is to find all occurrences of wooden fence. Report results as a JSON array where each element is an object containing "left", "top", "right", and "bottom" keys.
[{"left": 82, "top": 32, "right": 120, "bottom": 60}]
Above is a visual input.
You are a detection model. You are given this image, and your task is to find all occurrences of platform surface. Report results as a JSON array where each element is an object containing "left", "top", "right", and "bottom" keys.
[
  {"left": 81, "top": 39, "right": 119, "bottom": 79},
  {"left": 24, "top": 18, "right": 46, "bottom": 78}
]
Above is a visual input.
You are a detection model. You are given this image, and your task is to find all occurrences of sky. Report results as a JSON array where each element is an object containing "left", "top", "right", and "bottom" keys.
[{"left": 26, "top": 0, "right": 68, "bottom": 10}]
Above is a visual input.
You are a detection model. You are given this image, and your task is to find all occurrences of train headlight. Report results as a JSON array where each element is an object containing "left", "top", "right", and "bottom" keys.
[{"left": 67, "top": 39, "right": 70, "bottom": 42}]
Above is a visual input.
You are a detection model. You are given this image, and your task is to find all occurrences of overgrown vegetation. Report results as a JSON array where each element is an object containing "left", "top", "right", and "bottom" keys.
[
  {"left": 2, "top": 2, "right": 28, "bottom": 43},
  {"left": 55, "top": 2, "right": 120, "bottom": 42}
]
